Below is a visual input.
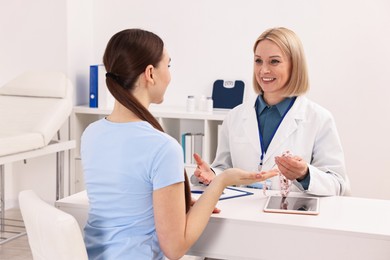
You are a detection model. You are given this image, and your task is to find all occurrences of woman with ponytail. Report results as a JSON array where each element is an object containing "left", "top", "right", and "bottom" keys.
[{"left": 81, "top": 28, "right": 277, "bottom": 260}]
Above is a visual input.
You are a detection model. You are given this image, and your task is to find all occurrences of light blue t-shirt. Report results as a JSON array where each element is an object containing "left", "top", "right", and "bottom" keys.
[{"left": 80, "top": 119, "right": 184, "bottom": 260}]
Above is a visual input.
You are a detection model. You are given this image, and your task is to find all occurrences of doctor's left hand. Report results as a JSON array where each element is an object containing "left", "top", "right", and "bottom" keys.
[
  {"left": 274, "top": 154, "right": 309, "bottom": 181},
  {"left": 193, "top": 153, "right": 215, "bottom": 185}
]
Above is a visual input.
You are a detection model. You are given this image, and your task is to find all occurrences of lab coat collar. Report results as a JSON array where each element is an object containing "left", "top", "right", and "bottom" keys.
[
  {"left": 242, "top": 95, "right": 307, "bottom": 166},
  {"left": 265, "top": 96, "right": 307, "bottom": 163},
  {"left": 242, "top": 96, "right": 261, "bottom": 154}
]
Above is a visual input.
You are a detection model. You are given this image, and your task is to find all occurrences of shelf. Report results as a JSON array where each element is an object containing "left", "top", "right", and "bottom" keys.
[
  {"left": 70, "top": 105, "right": 229, "bottom": 194},
  {"left": 73, "top": 105, "right": 228, "bottom": 120}
]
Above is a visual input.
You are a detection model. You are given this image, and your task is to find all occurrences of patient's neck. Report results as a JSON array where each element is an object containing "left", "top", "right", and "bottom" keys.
[{"left": 106, "top": 101, "right": 142, "bottom": 123}]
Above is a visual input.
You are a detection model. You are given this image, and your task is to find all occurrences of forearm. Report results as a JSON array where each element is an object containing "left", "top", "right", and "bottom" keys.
[
  {"left": 156, "top": 177, "right": 227, "bottom": 259},
  {"left": 307, "top": 115, "right": 348, "bottom": 195},
  {"left": 210, "top": 118, "right": 233, "bottom": 173},
  {"left": 303, "top": 165, "right": 347, "bottom": 196},
  {"left": 184, "top": 176, "right": 226, "bottom": 242},
  {"left": 157, "top": 169, "right": 268, "bottom": 259}
]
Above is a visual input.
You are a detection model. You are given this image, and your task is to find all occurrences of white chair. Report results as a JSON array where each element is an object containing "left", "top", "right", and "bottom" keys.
[
  {"left": 0, "top": 71, "right": 76, "bottom": 243},
  {"left": 19, "top": 190, "right": 88, "bottom": 260}
]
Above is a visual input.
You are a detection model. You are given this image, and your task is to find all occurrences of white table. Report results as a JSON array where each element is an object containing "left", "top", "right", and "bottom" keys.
[{"left": 56, "top": 189, "right": 390, "bottom": 260}]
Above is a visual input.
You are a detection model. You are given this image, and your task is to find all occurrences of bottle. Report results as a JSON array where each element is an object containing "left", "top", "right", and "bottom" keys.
[
  {"left": 206, "top": 96, "right": 213, "bottom": 113},
  {"left": 186, "top": 95, "right": 195, "bottom": 112},
  {"left": 199, "top": 95, "right": 207, "bottom": 111}
]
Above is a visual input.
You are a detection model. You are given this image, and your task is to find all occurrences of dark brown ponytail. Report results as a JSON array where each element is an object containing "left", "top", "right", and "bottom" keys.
[{"left": 103, "top": 29, "right": 192, "bottom": 212}]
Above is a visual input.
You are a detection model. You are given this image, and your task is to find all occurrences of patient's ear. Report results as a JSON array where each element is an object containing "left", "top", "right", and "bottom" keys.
[{"left": 144, "top": 65, "right": 155, "bottom": 84}]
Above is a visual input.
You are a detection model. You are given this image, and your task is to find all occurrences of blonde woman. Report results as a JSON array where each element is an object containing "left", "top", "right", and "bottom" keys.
[{"left": 195, "top": 27, "right": 349, "bottom": 197}]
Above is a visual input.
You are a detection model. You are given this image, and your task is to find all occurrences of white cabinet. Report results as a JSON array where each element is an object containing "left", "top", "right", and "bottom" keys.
[{"left": 69, "top": 105, "right": 228, "bottom": 194}]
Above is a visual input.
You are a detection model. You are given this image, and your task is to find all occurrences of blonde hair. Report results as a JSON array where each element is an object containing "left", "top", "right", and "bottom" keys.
[{"left": 252, "top": 27, "right": 309, "bottom": 96}]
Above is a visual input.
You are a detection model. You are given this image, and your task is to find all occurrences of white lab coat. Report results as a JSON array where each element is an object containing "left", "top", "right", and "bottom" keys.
[{"left": 211, "top": 95, "right": 349, "bottom": 196}]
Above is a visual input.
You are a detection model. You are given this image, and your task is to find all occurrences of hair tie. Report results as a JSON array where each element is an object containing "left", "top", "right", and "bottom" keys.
[
  {"left": 106, "top": 72, "right": 119, "bottom": 80},
  {"left": 106, "top": 72, "right": 125, "bottom": 88}
]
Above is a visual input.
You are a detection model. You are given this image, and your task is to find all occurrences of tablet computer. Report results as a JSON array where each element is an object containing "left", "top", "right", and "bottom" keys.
[{"left": 263, "top": 195, "right": 320, "bottom": 215}]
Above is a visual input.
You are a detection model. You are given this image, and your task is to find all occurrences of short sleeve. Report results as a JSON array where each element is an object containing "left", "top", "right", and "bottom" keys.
[{"left": 151, "top": 137, "right": 185, "bottom": 190}]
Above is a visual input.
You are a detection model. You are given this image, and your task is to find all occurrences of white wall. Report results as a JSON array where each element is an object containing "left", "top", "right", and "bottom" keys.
[
  {"left": 0, "top": 1, "right": 68, "bottom": 83},
  {"left": 0, "top": 0, "right": 69, "bottom": 206},
  {"left": 1, "top": 0, "right": 390, "bottom": 203},
  {"left": 66, "top": 0, "right": 94, "bottom": 105}
]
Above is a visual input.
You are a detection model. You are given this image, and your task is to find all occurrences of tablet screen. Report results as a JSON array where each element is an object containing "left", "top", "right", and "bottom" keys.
[{"left": 263, "top": 195, "right": 320, "bottom": 215}]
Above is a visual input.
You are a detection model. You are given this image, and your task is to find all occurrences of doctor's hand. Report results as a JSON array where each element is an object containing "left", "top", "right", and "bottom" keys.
[
  {"left": 274, "top": 153, "right": 309, "bottom": 181},
  {"left": 193, "top": 153, "right": 215, "bottom": 185}
]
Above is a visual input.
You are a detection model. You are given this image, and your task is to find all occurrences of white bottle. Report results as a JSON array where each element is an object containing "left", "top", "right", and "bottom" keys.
[
  {"left": 186, "top": 95, "right": 195, "bottom": 112},
  {"left": 206, "top": 96, "right": 213, "bottom": 113},
  {"left": 199, "top": 95, "right": 207, "bottom": 111}
]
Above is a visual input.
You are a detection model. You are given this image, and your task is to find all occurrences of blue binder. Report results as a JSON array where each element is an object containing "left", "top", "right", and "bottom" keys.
[
  {"left": 89, "top": 65, "right": 98, "bottom": 108},
  {"left": 212, "top": 80, "right": 244, "bottom": 109}
]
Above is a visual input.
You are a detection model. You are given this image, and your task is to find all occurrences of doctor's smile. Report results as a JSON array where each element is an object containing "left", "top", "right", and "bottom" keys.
[{"left": 261, "top": 77, "right": 276, "bottom": 82}]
